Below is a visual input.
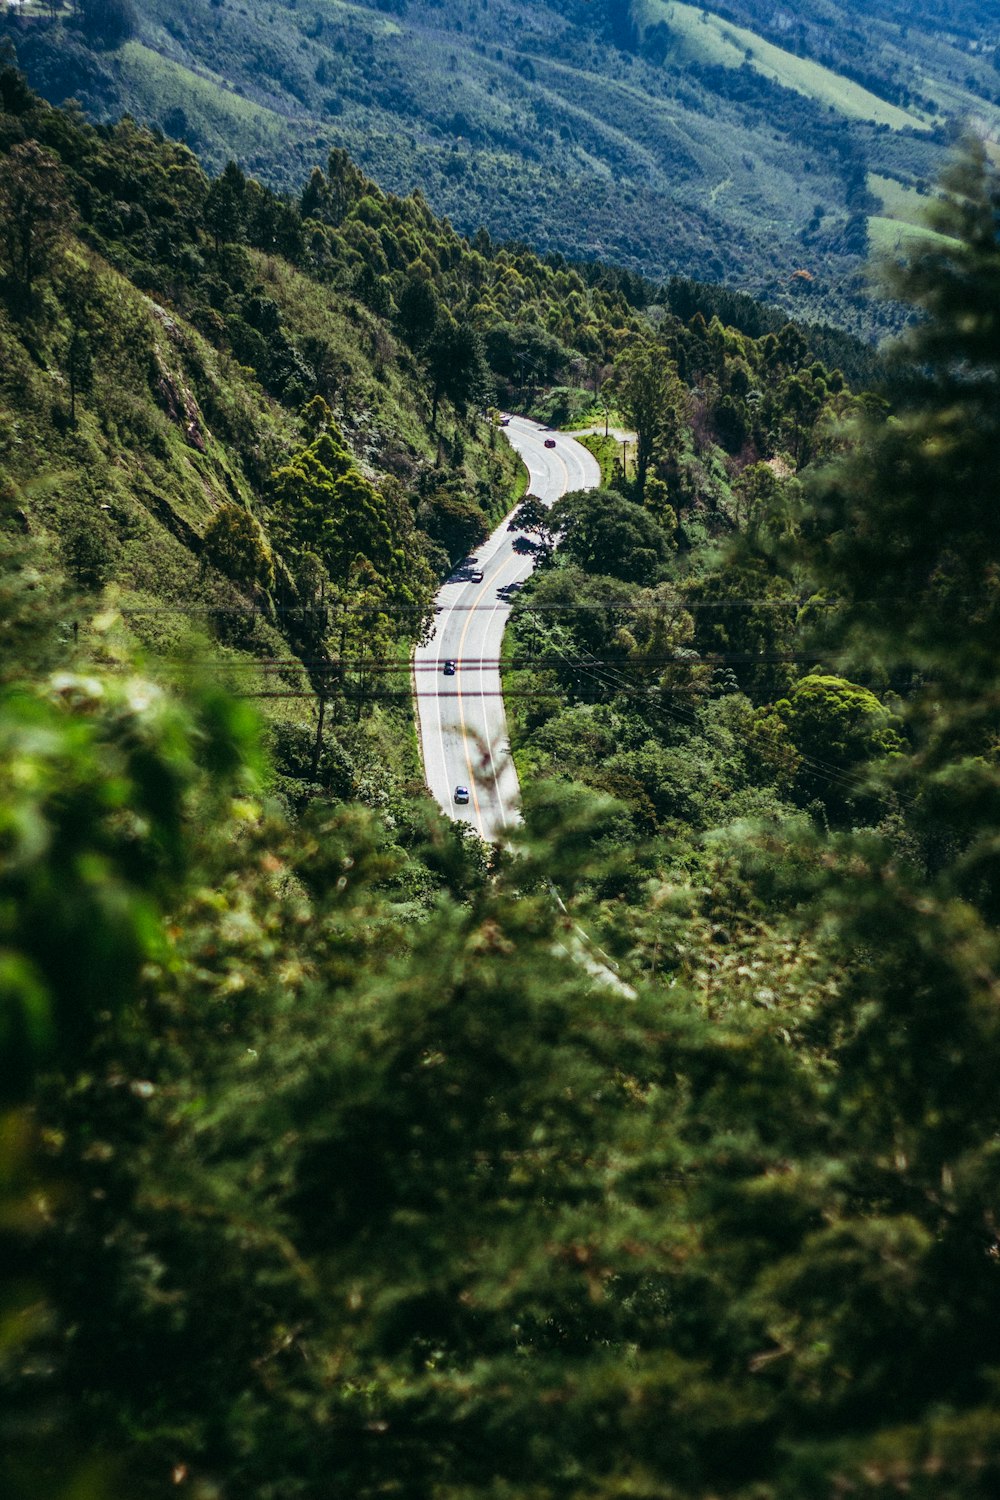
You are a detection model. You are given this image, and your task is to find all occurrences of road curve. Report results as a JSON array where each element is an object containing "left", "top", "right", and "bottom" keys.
[{"left": 414, "top": 416, "right": 601, "bottom": 841}]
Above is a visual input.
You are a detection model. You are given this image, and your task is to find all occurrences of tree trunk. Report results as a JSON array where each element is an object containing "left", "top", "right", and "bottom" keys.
[{"left": 311, "top": 686, "right": 326, "bottom": 781}]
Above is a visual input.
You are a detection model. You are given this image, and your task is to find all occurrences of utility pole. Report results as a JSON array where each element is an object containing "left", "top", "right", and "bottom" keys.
[{"left": 311, "top": 669, "right": 327, "bottom": 781}]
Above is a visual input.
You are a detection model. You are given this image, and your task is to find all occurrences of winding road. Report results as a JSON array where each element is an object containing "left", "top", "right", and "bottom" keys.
[{"left": 414, "top": 416, "right": 601, "bottom": 842}]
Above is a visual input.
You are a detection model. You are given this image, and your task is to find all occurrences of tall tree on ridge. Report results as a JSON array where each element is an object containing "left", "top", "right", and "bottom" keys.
[
  {"left": 609, "top": 340, "right": 685, "bottom": 503},
  {"left": 0, "top": 141, "right": 72, "bottom": 303}
]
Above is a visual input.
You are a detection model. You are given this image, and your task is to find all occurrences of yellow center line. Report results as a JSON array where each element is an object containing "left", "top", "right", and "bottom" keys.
[
  {"left": 478, "top": 548, "right": 532, "bottom": 829},
  {"left": 454, "top": 547, "right": 526, "bottom": 838},
  {"left": 455, "top": 572, "right": 492, "bottom": 836},
  {"left": 441, "top": 426, "right": 591, "bottom": 839}
]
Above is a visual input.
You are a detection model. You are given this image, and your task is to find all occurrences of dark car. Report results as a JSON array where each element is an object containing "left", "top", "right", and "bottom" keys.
[
  {"left": 454, "top": 785, "right": 470, "bottom": 804},
  {"left": 500, "top": 416, "right": 511, "bottom": 426},
  {"left": 544, "top": 438, "right": 556, "bottom": 448},
  {"left": 442, "top": 659, "right": 456, "bottom": 676}
]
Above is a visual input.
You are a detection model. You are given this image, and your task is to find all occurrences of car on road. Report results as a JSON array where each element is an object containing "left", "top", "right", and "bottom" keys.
[
  {"left": 470, "top": 569, "right": 484, "bottom": 582},
  {"left": 454, "top": 785, "right": 470, "bottom": 804},
  {"left": 544, "top": 438, "right": 556, "bottom": 448},
  {"left": 442, "top": 659, "right": 456, "bottom": 675},
  {"left": 500, "top": 416, "right": 510, "bottom": 426}
]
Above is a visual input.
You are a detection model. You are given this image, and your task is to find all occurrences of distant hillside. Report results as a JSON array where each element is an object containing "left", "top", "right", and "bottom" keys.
[
  {"left": 3, "top": 0, "right": 995, "bottom": 331},
  {"left": 4, "top": 0, "right": 999, "bottom": 334}
]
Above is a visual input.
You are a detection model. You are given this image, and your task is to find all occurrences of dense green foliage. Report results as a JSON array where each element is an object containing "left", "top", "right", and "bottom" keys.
[
  {"left": 4, "top": 0, "right": 1000, "bottom": 331},
  {"left": 0, "top": 50, "right": 874, "bottom": 817},
  {"left": 0, "top": 58, "right": 564, "bottom": 814},
  {"left": 4, "top": 70, "right": 1000, "bottom": 1500}
]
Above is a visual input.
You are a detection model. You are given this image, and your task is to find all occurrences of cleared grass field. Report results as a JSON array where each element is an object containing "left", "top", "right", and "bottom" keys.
[
  {"left": 636, "top": 0, "right": 930, "bottom": 132},
  {"left": 866, "top": 173, "right": 959, "bottom": 258},
  {"left": 868, "top": 173, "right": 937, "bottom": 228},
  {"left": 119, "top": 42, "right": 288, "bottom": 152},
  {"left": 868, "top": 215, "right": 958, "bottom": 257},
  {"left": 317, "top": 0, "right": 403, "bottom": 36}
]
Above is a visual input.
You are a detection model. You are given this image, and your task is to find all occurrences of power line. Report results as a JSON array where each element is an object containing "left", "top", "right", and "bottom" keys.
[
  {"left": 117, "top": 599, "right": 804, "bottom": 612},
  {"left": 517, "top": 607, "right": 909, "bottom": 805},
  {"left": 152, "top": 651, "right": 854, "bottom": 674}
]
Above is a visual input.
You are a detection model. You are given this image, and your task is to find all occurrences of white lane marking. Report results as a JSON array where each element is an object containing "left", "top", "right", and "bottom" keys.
[
  {"left": 432, "top": 609, "right": 456, "bottom": 827},
  {"left": 477, "top": 547, "right": 531, "bottom": 833},
  {"left": 416, "top": 418, "right": 599, "bottom": 839},
  {"left": 414, "top": 590, "right": 468, "bottom": 827},
  {"left": 455, "top": 575, "right": 493, "bottom": 838}
]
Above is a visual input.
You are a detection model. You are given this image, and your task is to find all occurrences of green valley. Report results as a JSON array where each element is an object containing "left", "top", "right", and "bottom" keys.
[{"left": 4, "top": 0, "right": 1000, "bottom": 331}]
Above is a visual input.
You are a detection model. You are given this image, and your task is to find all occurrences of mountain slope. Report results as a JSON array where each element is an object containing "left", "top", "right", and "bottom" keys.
[{"left": 6, "top": 0, "right": 1000, "bottom": 329}]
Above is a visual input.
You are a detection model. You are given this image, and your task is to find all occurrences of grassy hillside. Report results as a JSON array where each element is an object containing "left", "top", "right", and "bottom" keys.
[
  {"left": 1, "top": 59, "right": 890, "bottom": 821},
  {"left": 0, "top": 71, "right": 540, "bottom": 817},
  {"left": 4, "top": 0, "right": 1000, "bottom": 335},
  {"left": 635, "top": 0, "right": 929, "bottom": 130}
]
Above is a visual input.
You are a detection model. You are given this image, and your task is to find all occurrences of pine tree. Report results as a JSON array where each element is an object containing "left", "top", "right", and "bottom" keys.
[{"left": 807, "top": 141, "right": 1000, "bottom": 721}]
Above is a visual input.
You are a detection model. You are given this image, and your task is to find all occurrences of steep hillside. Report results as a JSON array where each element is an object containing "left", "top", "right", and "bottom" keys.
[
  {"left": 3, "top": 0, "right": 999, "bottom": 333},
  {"left": 1, "top": 59, "right": 888, "bottom": 833},
  {"left": 0, "top": 65, "right": 538, "bottom": 816}
]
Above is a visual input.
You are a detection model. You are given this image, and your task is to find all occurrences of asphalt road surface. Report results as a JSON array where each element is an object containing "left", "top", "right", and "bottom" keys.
[{"left": 414, "top": 416, "right": 601, "bottom": 842}]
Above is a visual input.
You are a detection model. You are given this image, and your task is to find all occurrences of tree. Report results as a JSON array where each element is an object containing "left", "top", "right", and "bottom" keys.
[
  {"left": 246, "top": 179, "right": 304, "bottom": 258},
  {"left": 726, "top": 146, "right": 1000, "bottom": 1489},
  {"left": 271, "top": 430, "right": 393, "bottom": 585},
  {"left": 202, "top": 503, "right": 275, "bottom": 595},
  {"left": 59, "top": 259, "right": 102, "bottom": 425},
  {"left": 608, "top": 339, "right": 685, "bottom": 502},
  {"left": 396, "top": 272, "right": 439, "bottom": 353},
  {"left": 426, "top": 314, "right": 492, "bottom": 425},
  {"left": 0, "top": 142, "right": 73, "bottom": 303},
  {"left": 300, "top": 393, "right": 334, "bottom": 438},
  {"left": 300, "top": 165, "right": 336, "bottom": 224},
  {"left": 731, "top": 459, "right": 783, "bottom": 536},
  {"left": 0, "top": 655, "right": 261, "bottom": 1496},
  {"left": 328, "top": 470, "right": 394, "bottom": 583},
  {"left": 508, "top": 492, "right": 555, "bottom": 561},
  {"left": 771, "top": 672, "right": 903, "bottom": 821},
  {"left": 326, "top": 146, "right": 367, "bottom": 225},
  {"left": 77, "top": 0, "right": 137, "bottom": 47},
  {"left": 779, "top": 364, "right": 827, "bottom": 467},
  {"left": 203, "top": 160, "right": 248, "bottom": 250},
  {"left": 642, "top": 474, "right": 678, "bottom": 536},
  {"left": 608, "top": 0, "right": 638, "bottom": 49},
  {"left": 550, "top": 486, "right": 673, "bottom": 583},
  {"left": 684, "top": 558, "right": 798, "bottom": 703},
  {"left": 0, "top": 50, "right": 36, "bottom": 116},
  {"left": 807, "top": 140, "right": 1000, "bottom": 717},
  {"left": 417, "top": 482, "right": 488, "bottom": 563},
  {"left": 353, "top": 261, "right": 391, "bottom": 318}
]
